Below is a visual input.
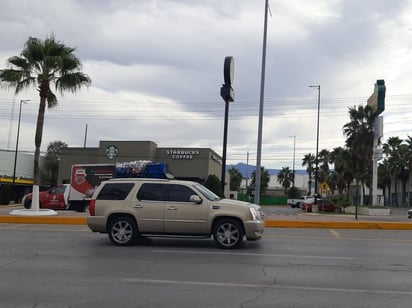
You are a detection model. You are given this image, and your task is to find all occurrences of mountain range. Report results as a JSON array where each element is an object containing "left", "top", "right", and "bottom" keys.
[{"left": 226, "top": 163, "right": 306, "bottom": 177}]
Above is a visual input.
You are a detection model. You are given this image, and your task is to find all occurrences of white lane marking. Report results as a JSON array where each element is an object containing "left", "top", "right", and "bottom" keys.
[
  {"left": 151, "top": 249, "right": 355, "bottom": 260},
  {"left": 123, "top": 278, "right": 412, "bottom": 295},
  {"left": 124, "top": 278, "right": 270, "bottom": 288},
  {"left": 329, "top": 229, "right": 341, "bottom": 238}
]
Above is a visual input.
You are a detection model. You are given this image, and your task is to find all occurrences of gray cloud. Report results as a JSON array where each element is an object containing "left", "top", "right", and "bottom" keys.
[{"left": 1, "top": 0, "right": 412, "bottom": 169}]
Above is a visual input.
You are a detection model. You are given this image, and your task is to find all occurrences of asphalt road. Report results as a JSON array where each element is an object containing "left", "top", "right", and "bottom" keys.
[{"left": 1, "top": 224, "right": 412, "bottom": 307}]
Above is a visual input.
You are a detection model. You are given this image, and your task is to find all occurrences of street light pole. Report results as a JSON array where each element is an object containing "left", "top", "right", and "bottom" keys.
[
  {"left": 255, "top": 0, "right": 269, "bottom": 205},
  {"left": 309, "top": 85, "right": 320, "bottom": 199},
  {"left": 12, "top": 99, "right": 30, "bottom": 198},
  {"left": 289, "top": 135, "right": 296, "bottom": 187}
]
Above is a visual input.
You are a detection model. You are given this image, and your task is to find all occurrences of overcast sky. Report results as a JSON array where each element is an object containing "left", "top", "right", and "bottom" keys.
[{"left": 1, "top": 0, "right": 412, "bottom": 170}]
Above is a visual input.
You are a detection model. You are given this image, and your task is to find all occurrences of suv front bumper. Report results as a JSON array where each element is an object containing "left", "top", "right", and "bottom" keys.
[{"left": 244, "top": 220, "right": 265, "bottom": 240}]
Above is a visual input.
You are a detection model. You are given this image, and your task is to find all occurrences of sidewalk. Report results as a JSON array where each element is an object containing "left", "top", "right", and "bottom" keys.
[
  {"left": 262, "top": 205, "right": 412, "bottom": 230},
  {"left": 1, "top": 204, "right": 412, "bottom": 229}
]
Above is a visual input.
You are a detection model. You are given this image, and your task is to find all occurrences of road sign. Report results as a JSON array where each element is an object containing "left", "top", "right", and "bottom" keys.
[{"left": 320, "top": 182, "right": 329, "bottom": 192}]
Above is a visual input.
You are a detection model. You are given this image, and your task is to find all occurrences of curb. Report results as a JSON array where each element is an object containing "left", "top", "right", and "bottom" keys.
[
  {"left": 0, "top": 215, "right": 412, "bottom": 230},
  {"left": 0, "top": 215, "right": 87, "bottom": 225},
  {"left": 264, "top": 220, "right": 412, "bottom": 230}
]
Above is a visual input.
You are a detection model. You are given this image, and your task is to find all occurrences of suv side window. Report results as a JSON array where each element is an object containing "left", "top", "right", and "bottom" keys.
[
  {"left": 96, "top": 183, "right": 134, "bottom": 200},
  {"left": 137, "top": 183, "right": 166, "bottom": 201},
  {"left": 168, "top": 184, "right": 196, "bottom": 202}
]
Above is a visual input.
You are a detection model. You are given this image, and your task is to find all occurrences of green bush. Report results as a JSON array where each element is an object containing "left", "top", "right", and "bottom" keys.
[{"left": 333, "top": 195, "right": 351, "bottom": 209}]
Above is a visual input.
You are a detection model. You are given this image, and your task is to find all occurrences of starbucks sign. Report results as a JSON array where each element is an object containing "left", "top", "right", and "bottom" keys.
[
  {"left": 166, "top": 149, "right": 199, "bottom": 160},
  {"left": 105, "top": 145, "right": 119, "bottom": 159}
]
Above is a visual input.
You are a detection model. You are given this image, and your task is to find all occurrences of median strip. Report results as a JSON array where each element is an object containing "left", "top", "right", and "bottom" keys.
[
  {"left": 0, "top": 215, "right": 411, "bottom": 230},
  {"left": 0, "top": 215, "right": 87, "bottom": 225}
]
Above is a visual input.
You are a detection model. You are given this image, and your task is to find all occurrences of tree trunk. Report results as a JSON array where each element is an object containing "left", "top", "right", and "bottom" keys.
[
  {"left": 394, "top": 179, "right": 398, "bottom": 206},
  {"left": 32, "top": 87, "right": 48, "bottom": 211},
  {"left": 402, "top": 179, "right": 407, "bottom": 207},
  {"left": 388, "top": 185, "right": 391, "bottom": 207}
]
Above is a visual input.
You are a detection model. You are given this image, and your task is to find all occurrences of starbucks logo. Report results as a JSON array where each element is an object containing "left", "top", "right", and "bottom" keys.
[{"left": 105, "top": 145, "right": 119, "bottom": 159}]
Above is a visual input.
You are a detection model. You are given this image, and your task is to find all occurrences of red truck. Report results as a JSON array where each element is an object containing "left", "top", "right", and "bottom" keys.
[{"left": 22, "top": 161, "right": 172, "bottom": 212}]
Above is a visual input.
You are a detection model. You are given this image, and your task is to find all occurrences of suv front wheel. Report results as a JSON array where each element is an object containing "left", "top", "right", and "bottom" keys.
[
  {"left": 213, "top": 219, "right": 244, "bottom": 249},
  {"left": 108, "top": 216, "right": 138, "bottom": 246}
]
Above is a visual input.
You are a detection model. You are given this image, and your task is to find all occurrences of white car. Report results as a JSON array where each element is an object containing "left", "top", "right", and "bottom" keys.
[{"left": 408, "top": 209, "right": 412, "bottom": 219}]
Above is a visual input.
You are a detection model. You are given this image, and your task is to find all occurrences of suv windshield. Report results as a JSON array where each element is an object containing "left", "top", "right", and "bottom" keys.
[{"left": 193, "top": 183, "right": 221, "bottom": 201}]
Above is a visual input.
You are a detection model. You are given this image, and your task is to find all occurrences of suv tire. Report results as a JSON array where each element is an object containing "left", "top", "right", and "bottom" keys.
[
  {"left": 108, "top": 216, "right": 138, "bottom": 246},
  {"left": 213, "top": 219, "right": 244, "bottom": 249}
]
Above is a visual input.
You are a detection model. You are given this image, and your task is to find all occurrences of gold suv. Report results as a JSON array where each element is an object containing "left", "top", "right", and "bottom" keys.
[{"left": 87, "top": 178, "right": 264, "bottom": 249}]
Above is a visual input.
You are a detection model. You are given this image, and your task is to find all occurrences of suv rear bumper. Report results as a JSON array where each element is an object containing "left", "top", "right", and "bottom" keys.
[
  {"left": 87, "top": 216, "right": 107, "bottom": 233},
  {"left": 244, "top": 220, "right": 265, "bottom": 240}
]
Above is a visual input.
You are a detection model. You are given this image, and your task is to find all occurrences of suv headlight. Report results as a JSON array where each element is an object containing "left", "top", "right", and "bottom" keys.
[{"left": 249, "top": 208, "right": 263, "bottom": 221}]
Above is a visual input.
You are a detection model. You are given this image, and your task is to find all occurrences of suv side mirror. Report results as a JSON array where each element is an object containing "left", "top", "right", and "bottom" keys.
[{"left": 190, "top": 195, "right": 202, "bottom": 204}]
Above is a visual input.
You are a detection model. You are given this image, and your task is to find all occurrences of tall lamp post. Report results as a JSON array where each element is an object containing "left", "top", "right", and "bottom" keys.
[
  {"left": 309, "top": 85, "right": 320, "bottom": 199},
  {"left": 254, "top": 0, "right": 269, "bottom": 205},
  {"left": 12, "top": 99, "right": 30, "bottom": 196},
  {"left": 289, "top": 135, "right": 296, "bottom": 188}
]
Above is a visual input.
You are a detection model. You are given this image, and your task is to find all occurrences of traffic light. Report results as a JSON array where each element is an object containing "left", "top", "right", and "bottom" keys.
[{"left": 367, "top": 79, "right": 386, "bottom": 115}]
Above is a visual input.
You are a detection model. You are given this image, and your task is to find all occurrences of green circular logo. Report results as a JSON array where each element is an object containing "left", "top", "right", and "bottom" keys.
[{"left": 105, "top": 145, "right": 119, "bottom": 159}]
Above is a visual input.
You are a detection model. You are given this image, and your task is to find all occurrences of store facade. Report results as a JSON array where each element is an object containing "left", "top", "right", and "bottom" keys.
[{"left": 57, "top": 140, "right": 225, "bottom": 190}]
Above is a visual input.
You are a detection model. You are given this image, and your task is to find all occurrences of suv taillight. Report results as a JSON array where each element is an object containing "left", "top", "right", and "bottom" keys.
[{"left": 90, "top": 199, "right": 96, "bottom": 216}]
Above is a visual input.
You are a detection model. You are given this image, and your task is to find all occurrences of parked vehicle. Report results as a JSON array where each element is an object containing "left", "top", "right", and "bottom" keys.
[
  {"left": 303, "top": 199, "right": 338, "bottom": 212},
  {"left": 22, "top": 184, "right": 70, "bottom": 210},
  {"left": 22, "top": 161, "right": 172, "bottom": 212},
  {"left": 87, "top": 178, "right": 265, "bottom": 249},
  {"left": 408, "top": 209, "right": 412, "bottom": 219},
  {"left": 288, "top": 196, "right": 314, "bottom": 208}
]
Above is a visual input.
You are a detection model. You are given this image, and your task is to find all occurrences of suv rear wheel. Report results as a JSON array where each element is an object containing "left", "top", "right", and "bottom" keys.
[
  {"left": 213, "top": 219, "right": 244, "bottom": 249},
  {"left": 108, "top": 216, "right": 138, "bottom": 246}
]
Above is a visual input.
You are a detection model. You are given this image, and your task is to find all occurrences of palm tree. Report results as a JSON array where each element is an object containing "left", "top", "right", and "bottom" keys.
[
  {"left": 343, "top": 105, "right": 375, "bottom": 205},
  {"left": 382, "top": 137, "right": 402, "bottom": 206},
  {"left": 0, "top": 36, "right": 91, "bottom": 211},
  {"left": 378, "top": 159, "right": 392, "bottom": 206},
  {"left": 405, "top": 136, "right": 412, "bottom": 206},
  {"left": 228, "top": 167, "right": 243, "bottom": 191},
  {"left": 277, "top": 166, "right": 293, "bottom": 195},
  {"left": 318, "top": 149, "right": 331, "bottom": 185},
  {"left": 250, "top": 167, "right": 270, "bottom": 197},
  {"left": 330, "top": 146, "right": 353, "bottom": 197},
  {"left": 302, "top": 153, "right": 315, "bottom": 195}
]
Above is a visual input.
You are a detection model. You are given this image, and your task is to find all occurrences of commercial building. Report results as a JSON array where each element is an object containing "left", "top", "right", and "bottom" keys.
[
  {"left": 0, "top": 149, "right": 38, "bottom": 202},
  {"left": 57, "top": 140, "right": 226, "bottom": 191}
]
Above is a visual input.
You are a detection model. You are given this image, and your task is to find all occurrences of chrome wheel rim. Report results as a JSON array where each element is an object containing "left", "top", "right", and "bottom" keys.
[
  {"left": 216, "top": 222, "right": 240, "bottom": 248},
  {"left": 111, "top": 221, "right": 133, "bottom": 244}
]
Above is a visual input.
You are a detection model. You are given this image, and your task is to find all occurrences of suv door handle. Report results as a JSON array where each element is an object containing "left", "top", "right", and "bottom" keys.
[
  {"left": 168, "top": 206, "right": 177, "bottom": 210},
  {"left": 133, "top": 205, "right": 143, "bottom": 208}
]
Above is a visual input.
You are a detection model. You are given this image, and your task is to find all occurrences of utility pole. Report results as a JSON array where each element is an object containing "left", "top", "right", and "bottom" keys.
[
  {"left": 255, "top": 0, "right": 269, "bottom": 205},
  {"left": 289, "top": 135, "right": 296, "bottom": 187},
  {"left": 12, "top": 99, "right": 30, "bottom": 200},
  {"left": 309, "top": 85, "right": 320, "bottom": 200}
]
